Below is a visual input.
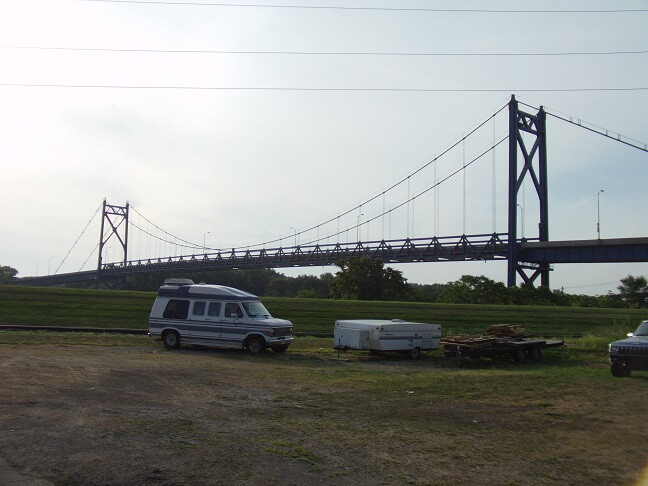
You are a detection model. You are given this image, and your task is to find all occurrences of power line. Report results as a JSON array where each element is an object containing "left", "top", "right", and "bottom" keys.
[
  {"left": 80, "top": 1, "right": 648, "bottom": 14},
  {"left": 2, "top": 83, "right": 647, "bottom": 92},
  {"left": 3, "top": 45, "right": 647, "bottom": 57}
]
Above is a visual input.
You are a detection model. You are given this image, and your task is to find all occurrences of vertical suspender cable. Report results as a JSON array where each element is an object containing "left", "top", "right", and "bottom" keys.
[
  {"left": 462, "top": 138, "right": 466, "bottom": 235},
  {"left": 412, "top": 197, "right": 415, "bottom": 238},
  {"left": 407, "top": 177, "right": 410, "bottom": 238},
  {"left": 492, "top": 116, "right": 497, "bottom": 233},
  {"left": 434, "top": 161, "right": 438, "bottom": 236},
  {"left": 382, "top": 192, "right": 385, "bottom": 240}
]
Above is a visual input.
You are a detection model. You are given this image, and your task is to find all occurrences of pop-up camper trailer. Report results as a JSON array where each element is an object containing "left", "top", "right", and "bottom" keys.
[{"left": 333, "top": 319, "right": 442, "bottom": 358}]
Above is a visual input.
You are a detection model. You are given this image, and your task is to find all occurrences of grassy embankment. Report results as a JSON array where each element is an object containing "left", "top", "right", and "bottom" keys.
[{"left": 1, "top": 285, "right": 646, "bottom": 337}]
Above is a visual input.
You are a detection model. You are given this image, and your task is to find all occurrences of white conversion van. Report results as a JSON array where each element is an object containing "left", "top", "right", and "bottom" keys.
[{"left": 149, "top": 279, "right": 293, "bottom": 354}]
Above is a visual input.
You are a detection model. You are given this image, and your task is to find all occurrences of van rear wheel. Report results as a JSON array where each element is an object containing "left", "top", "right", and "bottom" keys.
[{"left": 162, "top": 331, "right": 180, "bottom": 349}]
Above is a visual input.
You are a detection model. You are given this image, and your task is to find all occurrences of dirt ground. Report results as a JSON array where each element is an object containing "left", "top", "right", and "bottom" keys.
[{"left": 0, "top": 339, "right": 647, "bottom": 485}]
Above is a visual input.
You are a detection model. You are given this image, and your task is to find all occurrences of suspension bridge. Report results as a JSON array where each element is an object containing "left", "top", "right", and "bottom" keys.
[{"left": 16, "top": 95, "right": 648, "bottom": 289}]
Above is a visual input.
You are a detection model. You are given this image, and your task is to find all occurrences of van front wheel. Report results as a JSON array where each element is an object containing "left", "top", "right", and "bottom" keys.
[
  {"left": 162, "top": 331, "right": 180, "bottom": 349},
  {"left": 246, "top": 336, "right": 265, "bottom": 355}
]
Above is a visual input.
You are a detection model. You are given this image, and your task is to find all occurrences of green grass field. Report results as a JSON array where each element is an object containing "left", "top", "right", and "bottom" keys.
[{"left": 1, "top": 285, "right": 646, "bottom": 338}]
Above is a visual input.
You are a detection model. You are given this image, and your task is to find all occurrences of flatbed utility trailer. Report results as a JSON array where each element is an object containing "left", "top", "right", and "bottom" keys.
[{"left": 442, "top": 335, "right": 564, "bottom": 363}]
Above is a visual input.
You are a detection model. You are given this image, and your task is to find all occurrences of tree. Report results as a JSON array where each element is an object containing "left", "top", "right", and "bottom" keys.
[
  {"left": 617, "top": 275, "right": 648, "bottom": 308},
  {"left": 0, "top": 265, "right": 18, "bottom": 284},
  {"left": 329, "top": 257, "right": 409, "bottom": 301},
  {"left": 439, "top": 275, "right": 510, "bottom": 305}
]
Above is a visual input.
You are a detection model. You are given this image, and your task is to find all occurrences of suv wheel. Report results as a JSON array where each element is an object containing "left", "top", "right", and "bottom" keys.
[{"left": 611, "top": 361, "right": 631, "bottom": 377}]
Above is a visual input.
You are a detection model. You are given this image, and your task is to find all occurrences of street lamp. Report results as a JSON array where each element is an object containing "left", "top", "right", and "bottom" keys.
[
  {"left": 357, "top": 213, "right": 364, "bottom": 242},
  {"left": 290, "top": 227, "right": 297, "bottom": 247},
  {"left": 517, "top": 204, "right": 525, "bottom": 239},
  {"left": 203, "top": 231, "right": 210, "bottom": 253},
  {"left": 597, "top": 189, "right": 604, "bottom": 239}
]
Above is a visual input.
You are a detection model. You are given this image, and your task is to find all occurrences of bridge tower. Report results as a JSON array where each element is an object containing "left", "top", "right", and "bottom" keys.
[
  {"left": 508, "top": 95, "right": 549, "bottom": 287},
  {"left": 96, "top": 199, "right": 130, "bottom": 288}
]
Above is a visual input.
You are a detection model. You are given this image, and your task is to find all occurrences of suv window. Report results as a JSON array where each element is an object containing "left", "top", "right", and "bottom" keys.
[
  {"left": 163, "top": 299, "right": 189, "bottom": 319},
  {"left": 207, "top": 302, "right": 222, "bottom": 317},
  {"left": 192, "top": 301, "right": 206, "bottom": 316}
]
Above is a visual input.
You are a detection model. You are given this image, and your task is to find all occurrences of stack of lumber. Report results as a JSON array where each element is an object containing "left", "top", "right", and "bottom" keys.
[
  {"left": 485, "top": 324, "right": 526, "bottom": 338},
  {"left": 441, "top": 325, "right": 527, "bottom": 348},
  {"left": 440, "top": 335, "right": 497, "bottom": 348}
]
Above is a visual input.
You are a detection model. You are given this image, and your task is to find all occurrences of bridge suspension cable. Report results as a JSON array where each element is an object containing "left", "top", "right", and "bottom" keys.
[
  {"left": 229, "top": 101, "right": 509, "bottom": 251},
  {"left": 129, "top": 204, "right": 204, "bottom": 249},
  {"left": 54, "top": 202, "right": 103, "bottom": 274},
  {"left": 519, "top": 100, "right": 648, "bottom": 152},
  {"left": 301, "top": 135, "right": 509, "bottom": 246}
]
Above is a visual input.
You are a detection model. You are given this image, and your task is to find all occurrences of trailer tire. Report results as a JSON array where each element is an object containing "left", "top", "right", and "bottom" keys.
[
  {"left": 529, "top": 347, "right": 542, "bottom": 362},
  {"left": 515, "top": 347, "right": 528, "bottom": 363},
  {"left": 409, "top": 347, "right": 421, "bottom": 359},
  {"left": 162, "top": 330, "right": 180, "bottom": 349},
  {"left": 245, "top": 335, "right": 265, "bottom": 355}
]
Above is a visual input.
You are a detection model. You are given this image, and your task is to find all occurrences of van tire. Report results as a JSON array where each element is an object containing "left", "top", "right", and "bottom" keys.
[
  {"left": 245, "top": 336, "right": 265, "bottom": 355},
  {"left": 162, "top": 330, "right": 180, "bottom": 349}
]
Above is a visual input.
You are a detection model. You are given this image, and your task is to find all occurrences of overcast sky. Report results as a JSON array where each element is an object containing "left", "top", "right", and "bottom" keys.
[{"left": 1, "top": 0, "right": 647, "bottom": 294}]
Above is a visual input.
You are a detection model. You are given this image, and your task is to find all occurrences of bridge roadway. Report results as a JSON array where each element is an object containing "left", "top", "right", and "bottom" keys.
[{"left": 13, "top": 234, "right": 648, "bottom": 287}]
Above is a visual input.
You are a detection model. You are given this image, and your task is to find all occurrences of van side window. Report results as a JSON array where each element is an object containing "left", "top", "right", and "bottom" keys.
[
  {"left": 193, "top": 301, "right": 206, "bottom": 316},
  {"left": 207, "top": 302, "right": 221, "bottom": 317},
  {"left": 224, "top": 302, "right": 243, "bottom": 318},
  {"left": 163, "top": 299, "right": 189, "bottom": 319}
]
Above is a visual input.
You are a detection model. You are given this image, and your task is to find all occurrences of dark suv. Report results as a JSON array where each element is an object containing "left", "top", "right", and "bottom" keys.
[{"left": 609, "top": 320, "right": 648, "bottom": 377}]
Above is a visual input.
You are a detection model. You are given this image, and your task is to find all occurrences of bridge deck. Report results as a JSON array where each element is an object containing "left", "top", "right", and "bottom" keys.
[{"left": 14, "top": 235, "right": 648, "bottom": 286}]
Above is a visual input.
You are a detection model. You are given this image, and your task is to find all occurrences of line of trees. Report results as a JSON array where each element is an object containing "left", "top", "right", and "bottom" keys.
[{"left": 3, "top": 261, "right": 648, "bottom": 308}]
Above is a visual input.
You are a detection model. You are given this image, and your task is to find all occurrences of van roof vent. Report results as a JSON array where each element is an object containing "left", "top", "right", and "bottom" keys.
[{"left": 163, "top": 278, "right": 195, "bottom": 285}]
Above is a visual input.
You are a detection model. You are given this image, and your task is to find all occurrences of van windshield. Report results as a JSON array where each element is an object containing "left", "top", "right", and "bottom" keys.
[{"left": 242, "top": 301, "right": 271, "bottom": 319}]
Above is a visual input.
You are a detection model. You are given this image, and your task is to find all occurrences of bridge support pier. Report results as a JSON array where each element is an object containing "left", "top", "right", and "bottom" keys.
[{"left": 507, "top": 95, "right": 550, "bottom": 288}]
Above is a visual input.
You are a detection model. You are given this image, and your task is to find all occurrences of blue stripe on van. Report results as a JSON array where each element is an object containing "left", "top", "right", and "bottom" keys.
[{"left": 149, "top": 319, "right": 284, "bottom": 336}]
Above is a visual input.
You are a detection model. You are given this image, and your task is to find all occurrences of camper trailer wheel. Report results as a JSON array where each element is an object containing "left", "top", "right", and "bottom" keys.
[
  {"left": 409, "top": 347, "right": 421, "bottom": 359},
  {"left": 162, "top": 331, "right": 180, "bottom": 349},
  {"left": 246, "top": 336, "right": 265, "bottom": 355}
]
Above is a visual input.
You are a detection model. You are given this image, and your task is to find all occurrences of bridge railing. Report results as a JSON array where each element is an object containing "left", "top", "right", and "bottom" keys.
[{"left": 99, "top": 233, "right": 518, "bottom": 275}]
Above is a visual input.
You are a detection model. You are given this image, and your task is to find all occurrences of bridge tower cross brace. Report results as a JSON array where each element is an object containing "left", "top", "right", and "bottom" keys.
[
  {"left": 96, "top": 199, "right": 130, "bottom": 288},
  {"left": 507, "top": 95, "right": 549, "bottom": 287}
]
